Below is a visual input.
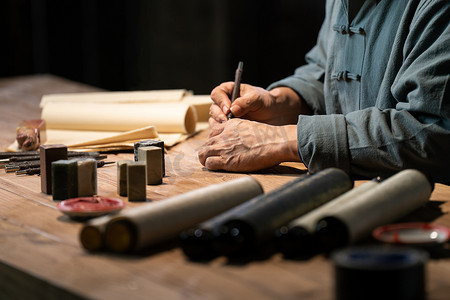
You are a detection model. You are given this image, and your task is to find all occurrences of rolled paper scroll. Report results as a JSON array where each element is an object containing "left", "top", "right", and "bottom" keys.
[
  {"left": 315, "top": 169, "right": 433, "bottom": 252},
  {"left": 104, "top": 176, "right": 264, "bottom": 253},
  {"left": 211, "top": 168, "right": 353, "bottom": 258},
  {"left": 41, "top": 102, "right": 197, "bottom": 134},
  {"left": 276, "top": 179, "right": 380, "bottom": 257},
  {"left": 39, "top": 90, "right": 212, "bottom": 123},
  {"left": 21, "top": 90, "right": 212, "bottom": 152},
  {"left": 40, "top": 89, "right": 188, "bottom": 107}
]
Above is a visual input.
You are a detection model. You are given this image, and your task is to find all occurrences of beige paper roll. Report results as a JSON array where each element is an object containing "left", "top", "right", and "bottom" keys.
[
  {"left": 182, "top": 95, "right": 212, "bottom": 122},
  {"left": 40, "top": 89, "right": 188, "bottom": 107},
  {"left": 42, "top": 102, "right": 197, "bottom": 134},
  {"left": 287, "top": 180, "right": 380, "bottom": 233},
  {"left": 319, "top": 169, "right": 432, "bottom": 244},
  {"left": 104, "top": 176, "right": 264, "bottom": 253},
  {"left": 79, "top": 214, "right": 115, "bottom": 252}
]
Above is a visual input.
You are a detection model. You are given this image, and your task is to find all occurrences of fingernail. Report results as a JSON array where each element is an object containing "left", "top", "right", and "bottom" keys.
[
  {"left": 230, "top": 106, "right": 240, "bottom": 116},
  {"left": 222, "top": 105, "right": 229, "bottom": 114}
]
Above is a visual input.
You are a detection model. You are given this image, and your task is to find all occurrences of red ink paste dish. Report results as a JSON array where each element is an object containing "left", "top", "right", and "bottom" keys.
[
  {"left": 57, "top": 196, "right": 125, "bottom": 219},
  {"left": 373, "top": 222, "right": 450, "bottom": 247}
]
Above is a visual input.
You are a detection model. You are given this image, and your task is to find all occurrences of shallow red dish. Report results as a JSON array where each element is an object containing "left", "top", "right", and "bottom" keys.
[
  {"left": 57, "top": 196, "right": 125, "bottom": 218},
  {"left": 373, "top": 222, "right": 450, "bottom": 246}
]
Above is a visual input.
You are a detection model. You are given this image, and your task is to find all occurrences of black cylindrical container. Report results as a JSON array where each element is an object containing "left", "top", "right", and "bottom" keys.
[
  {"left": 180, "top": 175, "right": 308, "bottom": 260},
  {"left": 212, "top": 168, "right": 353, "bottom": 258},
  {"left": 333, "top": 246, "right": 428, "bottom": 300}
]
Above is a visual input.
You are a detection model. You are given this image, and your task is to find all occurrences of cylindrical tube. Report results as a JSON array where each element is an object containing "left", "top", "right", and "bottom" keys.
[
  {"left": 104, "top": 176, "right": 264, "bottom": 253},
  {"left": 180, "top": 176, "right": 312, "bottom": 260},
  {"left": 180, "top": 208, "right": 243, "bottom": 260},
  {"left": 212, "top": 168, "right": 353, "bottom": 258},
  {"left": 315, "top": 169, "right": 433, "bottom": 252},
  {"left": 333, "top": 246, "right": 428, "bottom": 300},
  {"left": 42, "top": 102, "right": 197, "bottom": 134},
  {"left": 276, "top": 179, "right": 380, "bottom": 258},
  {"left": 79, "top": 215, "right": 113, "bottom": 252}
]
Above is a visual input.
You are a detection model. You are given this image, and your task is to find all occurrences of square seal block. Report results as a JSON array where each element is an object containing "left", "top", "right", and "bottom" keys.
[
  {"left": 40, "top": 144, "right": 68, "bottom": 194},
  {"left": 52, "top": 159, "right": 78, "bottom": 201},
  {"left": 75, "top": 158, "right": 97, "bottom": 197},
  {"left": 127, "top": 161, "right": 147, "bottom": 202},
  {"left": 117, "top": 160, "right": 133, "bottom": 197},
  {"left": 134, "top": 140, "right": 165, "bottom": 176},
  {"left": 138, "top": 146, "right": 163, "bottom": 185}
]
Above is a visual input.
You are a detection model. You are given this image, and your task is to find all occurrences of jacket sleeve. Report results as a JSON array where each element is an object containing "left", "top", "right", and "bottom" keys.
[{"left": 299, "top": 0, "right": 450, "bottom": 184}]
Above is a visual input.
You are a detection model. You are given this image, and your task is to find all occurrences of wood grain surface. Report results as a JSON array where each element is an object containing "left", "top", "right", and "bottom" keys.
[{"left": 1, "top": 75, "right": 449, "bottom": 300}]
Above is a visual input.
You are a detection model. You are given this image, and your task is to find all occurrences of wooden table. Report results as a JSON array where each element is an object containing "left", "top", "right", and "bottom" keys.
[{"left": 1, "top": 75, "right": 450, "bottom": 300}]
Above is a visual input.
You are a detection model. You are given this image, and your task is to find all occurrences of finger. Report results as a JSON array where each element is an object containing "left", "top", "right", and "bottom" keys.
[
  {"left": 210, "top": 82, "right": 235, "bottom": 115},
  {"left": 208, "top": 117, "right": 217, "bottom": 129},
  {"left": 208, "top": 121, "right": 225, "bottom": 137},
  {"left": 209, "top": 103, "right": 227, "bottom": 123},
  {"left": 197, "top": 143, "right": 224, "bottom": 166},
  {"left": 230, "top": 86, "right": 265, "bottom": 118},
  {"left": 197, "top": 145, "right": 207, "bottom": 166},
  {"left": 204, "top": 156, "right": 225, "bottom": 171}
]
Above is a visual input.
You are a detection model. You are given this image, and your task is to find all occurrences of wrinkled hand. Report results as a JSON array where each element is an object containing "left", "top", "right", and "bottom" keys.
[
  {"left": 209, "top": 83, "right": 309, "bottom": 126},
  {"left": 198, "top": 119, "right": 300, "bottom": 172}
]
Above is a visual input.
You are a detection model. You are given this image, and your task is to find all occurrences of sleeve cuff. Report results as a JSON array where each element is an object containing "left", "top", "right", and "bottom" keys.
[{"left": 298, "top": 114, "right": 351, "bottom": 174}]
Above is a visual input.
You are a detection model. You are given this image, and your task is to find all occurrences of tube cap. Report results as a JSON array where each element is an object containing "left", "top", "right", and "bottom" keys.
[{"left": 332, "top": 245, "right": 428, "bottom": 300}]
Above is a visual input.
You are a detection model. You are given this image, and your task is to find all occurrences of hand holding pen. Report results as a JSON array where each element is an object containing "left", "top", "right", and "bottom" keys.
[{"left": 209, "top": 61, "right": 303, "bottom": 125}]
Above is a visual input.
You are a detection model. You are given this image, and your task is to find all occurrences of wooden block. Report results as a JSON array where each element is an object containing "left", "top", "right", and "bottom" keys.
[
  {"left": 76, "top": 158, "right": 97, "bottom": 197},
  {"left": 134, "top": 140, "right": 165, "bottom": 176},
  {"left": 40, "top": 144, "right": 68, "bottom": 194},
  {"left": 127, "top": 161, "right": 147, "bottom": 202},
  {"left": 117, "top": 160, "right": 132, "bottom": 197},
  {"left": 52, "top": 159, "right": 78, "bottom": 201},
  {"left": 138, "top": 146, "right": 163, "bottom": 185}
]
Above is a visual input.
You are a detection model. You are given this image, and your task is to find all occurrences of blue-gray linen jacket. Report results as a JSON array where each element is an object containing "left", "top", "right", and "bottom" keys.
[{"left": 268, "top": 0, "right": 450, "bottom": 184}]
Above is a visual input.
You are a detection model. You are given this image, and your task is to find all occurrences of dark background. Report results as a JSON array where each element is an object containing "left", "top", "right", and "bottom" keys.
[{"left": 0, "top": 0, "right": 325, "bottom": 94}]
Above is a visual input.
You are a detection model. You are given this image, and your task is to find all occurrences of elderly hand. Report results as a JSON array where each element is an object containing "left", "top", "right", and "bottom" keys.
[
  {"left": 209, "top": 83, "right": 310, "bottom": 126},
  {"left": 198, "top": 118, "right": 301, "bottom": 172}
]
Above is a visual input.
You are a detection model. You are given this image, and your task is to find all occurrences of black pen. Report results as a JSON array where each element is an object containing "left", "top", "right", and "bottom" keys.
[{"left": 227, "top": 61, "right": 244, "bottom": 119}]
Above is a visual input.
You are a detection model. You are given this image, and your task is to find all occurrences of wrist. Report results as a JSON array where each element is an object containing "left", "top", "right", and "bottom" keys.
[{"left": 277, "top": 124, "right": 301, "bottom": 163}]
